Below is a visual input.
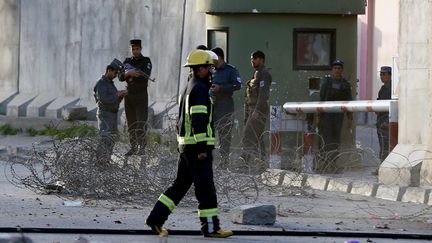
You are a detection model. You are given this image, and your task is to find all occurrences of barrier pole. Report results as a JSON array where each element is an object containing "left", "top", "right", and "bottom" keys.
[{"left": 389, "top": 100, "right": 398, "bottom": 151}]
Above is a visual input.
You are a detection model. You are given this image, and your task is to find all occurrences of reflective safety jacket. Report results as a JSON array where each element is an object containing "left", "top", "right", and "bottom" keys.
[{"left": 177, "top": 75, "right": 215, "bottom": 153}]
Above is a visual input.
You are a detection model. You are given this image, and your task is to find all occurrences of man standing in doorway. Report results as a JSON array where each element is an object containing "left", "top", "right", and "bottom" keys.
[
  {"left": 240, "top": 50, "right": 272, "bottom": 173},
  {"left": 119, "top": 39, "right": 152, "bottom": 156},
  {"left": 318, "top": 59, "right": 353, "bottom": 173},
  {"left": 210, "top": 47, "right": 242, "bottom": 169},
  {"left": 376, "top": 66, "right": 392, "bottom": 162}
]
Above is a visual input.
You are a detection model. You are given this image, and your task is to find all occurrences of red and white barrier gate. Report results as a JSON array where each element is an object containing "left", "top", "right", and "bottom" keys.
[{"left": 268, "top": 100, "right": 398, "bottom": 170}]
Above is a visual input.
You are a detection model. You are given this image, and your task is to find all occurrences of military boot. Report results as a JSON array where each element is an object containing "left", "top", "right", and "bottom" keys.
[{"left": 200, "top": 216, "right": 233, "bottom": 238}]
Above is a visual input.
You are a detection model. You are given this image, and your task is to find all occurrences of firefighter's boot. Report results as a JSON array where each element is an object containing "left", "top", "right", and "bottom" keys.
[
  {"left": 146, "top": 201, "right": 171, "bottom": 237},
  {"left": 146, "top": 223, "right": 168, "bottom": 237},
  {"left": 200, "top": 216, "right": 233, "bottom": 238}
]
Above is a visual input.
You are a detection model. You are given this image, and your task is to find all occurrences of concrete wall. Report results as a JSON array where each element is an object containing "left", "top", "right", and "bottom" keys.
[
  {"left": 0, "top": 0, "right": 19, "bottom": 93},
  {"left": 398, "top": 0, "right": 431, "bottom": 145},
  {"left": 388, "top": 0, "right": 432, "bottom": 186},
  {"left": 0, "top": 0, "right": 206, "bottom": 115}
]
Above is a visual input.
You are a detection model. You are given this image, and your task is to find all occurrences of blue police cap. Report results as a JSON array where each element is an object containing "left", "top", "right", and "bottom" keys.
[
  {"left": 108, "top": 58, "right": 124, "bottom": 71},
  {"left": 332, "top": 59, "right": 344, "bottom": 67},
  {"left": 130, "top": 39, "right": 141, "bottom": 47},
  {"left": 380, "top": 66, "right": 392, "bottom": 73}
]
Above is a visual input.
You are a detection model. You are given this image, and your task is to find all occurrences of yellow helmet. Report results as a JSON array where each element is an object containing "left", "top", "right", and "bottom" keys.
[{"left": 184, "top": 50, "right": 214, "bottom": 67}]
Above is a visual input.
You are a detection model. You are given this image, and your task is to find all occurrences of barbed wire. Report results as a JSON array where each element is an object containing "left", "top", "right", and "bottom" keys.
[{"left": 5, "top": 108, "right": 432, "bottom": 221}]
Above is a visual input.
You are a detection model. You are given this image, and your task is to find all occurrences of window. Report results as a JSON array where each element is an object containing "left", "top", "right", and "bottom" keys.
[
  {"left": 207, "top": 28, "right": 229, "bottom": 61},
  {"left": 293, "top": 28, "right": 336, "bottom": 70}
]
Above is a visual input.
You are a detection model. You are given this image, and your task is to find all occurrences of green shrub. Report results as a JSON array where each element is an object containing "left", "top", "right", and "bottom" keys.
[
  {"left": 0, "top": 124, "right": 21, "bottom": 135},
  {"left": 25, "top": 124, "right": 98, "bottom": 140},
  {"left": 26, "top": 127, "right": 40, "bottom": 137}
]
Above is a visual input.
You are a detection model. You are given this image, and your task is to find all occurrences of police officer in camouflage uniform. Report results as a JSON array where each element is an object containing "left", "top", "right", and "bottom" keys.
[
  {"left": 240, "top": 51, "right": 272, "bottom": 172},
  {"left": 318, "top": 60, "right": 353, "bottom": 173},
  {"left": 376, "top": 66, "right": 392, "bottom": 162},
  {"left": 210, "top": 47, "right": 242, "bottom": 169},
  {"left": 94, "top": 59, "right": 128, "bottom": 164},
  {"left": 119, "top": 39, "right": 152, "bottom": 156}
]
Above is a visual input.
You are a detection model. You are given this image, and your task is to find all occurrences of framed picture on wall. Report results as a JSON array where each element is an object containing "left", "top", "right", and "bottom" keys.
[{"left": 293, "top": 28, "right": 336, "bottom": 70}]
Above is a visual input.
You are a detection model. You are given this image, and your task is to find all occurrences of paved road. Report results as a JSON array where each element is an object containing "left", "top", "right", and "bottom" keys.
[
  {"left": 0, "top": 134, "right": 431, "bottom": 242},
  {"left": 0, "top": 233, "right": 427, "bottom": 243}
]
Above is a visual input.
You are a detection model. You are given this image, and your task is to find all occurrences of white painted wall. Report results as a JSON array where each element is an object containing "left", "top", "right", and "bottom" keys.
[
  {"left": 357, "top": 0, "right": 399, "bottom": 100},
  {"left": 371, "top": 0, "right": 399, "bottom": 99}
]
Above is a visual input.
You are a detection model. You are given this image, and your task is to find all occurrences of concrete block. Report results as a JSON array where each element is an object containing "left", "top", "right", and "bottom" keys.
[
  {"left": 76, "top": 99, "right": 97, "bottom": 121},
  {"left": 45, "top": 97, "right": 79, "bottom": 119},
  {"left": 27, "top": 94, "right": 57, "bottom": 117},
  {"left": 402, "top": 187, "right": 430, "bottom": 204},
  {"left": 305, "top": 174, "right": 329, "bottom": 191},
  {"left": 0, "top": 92, "right": 18, "bottom": 115},
  {"left": 351, "top": 181, "right": 380, "bottom": 197},
  {"left": 376, "top": 185, "right": 406, "bottom": 201},
  {"left": 261, "top": 169, "right": 286, "bottom": 186},
  {"left": 327, "top": 178, "right": 353, "bottom": 193},
  {"left": 281, "top": 171, "right": 307, "bottom": 187},
  {"left": 6, "top": 93, "right": 37, "bottom": 117},
  {"left": 231, "top": 204, "right": 276, "bottom": 225},
  {"left": 379, "top": 144, "right": 427, "bottom": 186},
  {"left": 61, "top": 106, "right": 88, "bottom": 121}
]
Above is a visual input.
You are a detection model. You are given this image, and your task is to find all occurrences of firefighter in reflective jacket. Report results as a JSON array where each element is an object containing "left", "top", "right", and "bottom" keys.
[{"left": 145, "top": 50, "right": 233, "bottom": 238}]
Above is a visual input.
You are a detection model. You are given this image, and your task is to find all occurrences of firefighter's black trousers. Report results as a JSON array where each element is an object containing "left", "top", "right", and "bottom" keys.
[{"left": 146, "top": 149, "right": 218, "bottom": 226}]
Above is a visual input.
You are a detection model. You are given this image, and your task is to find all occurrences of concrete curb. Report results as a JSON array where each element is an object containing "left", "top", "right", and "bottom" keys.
[{"left": 262, "top": 169, "right": 431, "bottom": 205}]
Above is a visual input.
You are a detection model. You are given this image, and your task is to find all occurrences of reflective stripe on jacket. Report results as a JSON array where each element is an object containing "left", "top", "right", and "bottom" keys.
[{"left": 177, "top": 75, "right": 215, "bottom": 153}]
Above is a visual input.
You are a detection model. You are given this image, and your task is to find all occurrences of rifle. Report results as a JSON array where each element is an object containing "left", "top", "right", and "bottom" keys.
[{"left": 122, "top": 63, "right": 156, "bottom": 82}]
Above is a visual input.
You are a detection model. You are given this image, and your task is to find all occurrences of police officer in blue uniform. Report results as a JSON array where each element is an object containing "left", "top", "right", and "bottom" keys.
[
  {"left": 118, "top": 39, "right": 152, "bottom": 156},
  {"left": 376, "top": 66, "right": 392, "bottom": 161},
  {"left": 94, "top": 59, "right": 128, "bottom": 164},
  {"left": 145, "top": 50, "right": 233, "bottom": 238},
  {"left": 318, "top": 59, "right": 353, "bottom": 173},
  {"left": 210, "top": 47, "right": 242, "bottom": 169}
]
